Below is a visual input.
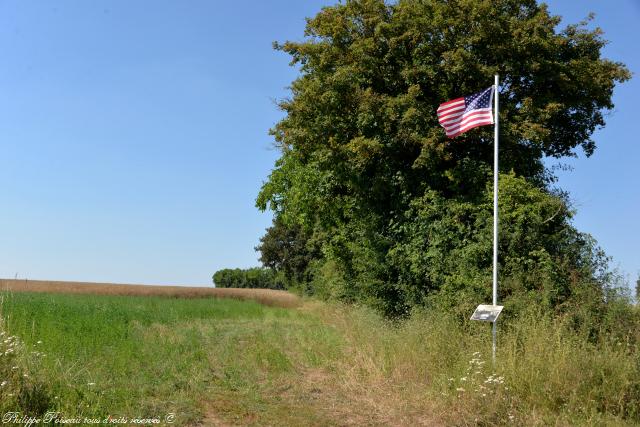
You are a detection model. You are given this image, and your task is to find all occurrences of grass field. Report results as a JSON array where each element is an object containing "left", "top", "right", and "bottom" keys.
[
  {"left": 0, "top": 291, "right": 322, "bottom": 425},
  {"left": 1, "top": 286, "right": 639, "bottom": 426}
]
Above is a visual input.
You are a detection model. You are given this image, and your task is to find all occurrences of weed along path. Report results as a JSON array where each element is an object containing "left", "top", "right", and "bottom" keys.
[{"left": 0, "top": 284, "right": 442, "bottom": 426}]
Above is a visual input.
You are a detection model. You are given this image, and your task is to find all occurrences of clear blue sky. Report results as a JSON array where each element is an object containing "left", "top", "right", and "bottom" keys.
[{"left": 0, "top": 1, "right": 636, "bottom": 287}]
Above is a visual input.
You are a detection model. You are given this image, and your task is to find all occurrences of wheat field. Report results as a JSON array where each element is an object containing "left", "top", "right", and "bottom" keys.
[{"left": 0, "top": 278, "right": 300, "bottom": 308}]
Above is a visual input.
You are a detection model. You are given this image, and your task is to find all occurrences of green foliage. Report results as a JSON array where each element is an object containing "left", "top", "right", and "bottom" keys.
[
  {"left": 387, "top": 173, "right": 611, "bottom": 318},
  {"left": 256, "top": 0, "right": 629, "bottom": 316},
  {"left": 255, "top": 216, "right": 320, "bottom": 289},
  {"left": 212, "top": 267, "right": 285, "bottom": 290}
]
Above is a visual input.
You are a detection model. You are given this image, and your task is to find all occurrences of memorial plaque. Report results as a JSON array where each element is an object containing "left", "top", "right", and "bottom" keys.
[{"left": 470, "top": 304, "right": 503, "bottom": 322}]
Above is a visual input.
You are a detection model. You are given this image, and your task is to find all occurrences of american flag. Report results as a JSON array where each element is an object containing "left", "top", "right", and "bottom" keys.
[{"left": 437, "top": 86, "right": 494, "bottom": 138}]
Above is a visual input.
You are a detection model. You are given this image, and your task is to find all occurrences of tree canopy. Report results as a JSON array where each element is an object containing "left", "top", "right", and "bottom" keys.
[{"left": 256, "top": 0, "right": 629, "bottom": 316}]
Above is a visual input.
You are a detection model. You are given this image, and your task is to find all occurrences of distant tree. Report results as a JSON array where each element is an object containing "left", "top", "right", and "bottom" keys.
[
  {"left": 212, "top": 268, "right": 285, "bottom": 290},
  {"left": 256, "top": 216, "right": 319, "bottom": 286},
  {"left": 636, "top": 275, "right": 640, "bottom": 304}
]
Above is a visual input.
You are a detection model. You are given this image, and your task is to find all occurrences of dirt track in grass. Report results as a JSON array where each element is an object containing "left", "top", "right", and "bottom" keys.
[{"left": 0, "top": 278, "right": 300, "bottom": 308}]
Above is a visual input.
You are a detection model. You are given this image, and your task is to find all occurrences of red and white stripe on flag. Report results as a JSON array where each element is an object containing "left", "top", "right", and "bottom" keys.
[{"left": 437, "top": 86, "right": 494, "bottom": 138}]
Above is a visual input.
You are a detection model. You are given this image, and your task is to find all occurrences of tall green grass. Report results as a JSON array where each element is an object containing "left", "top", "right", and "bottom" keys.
[
  {"left": 308, "top": 302, "right": 640, "bottom": 425},
  {"left": 0, "top": 291, "right": 327, "bottom": 425}
]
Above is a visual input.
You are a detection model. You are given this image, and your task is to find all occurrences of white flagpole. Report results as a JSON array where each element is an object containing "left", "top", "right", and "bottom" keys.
[{"left": 492, "top": 74, "right": 499, "bottom": 365}]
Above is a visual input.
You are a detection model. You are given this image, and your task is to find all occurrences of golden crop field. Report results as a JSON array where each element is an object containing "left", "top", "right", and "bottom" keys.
[{"left": 0, "top": 278, "right": 300, "bottom": 308}]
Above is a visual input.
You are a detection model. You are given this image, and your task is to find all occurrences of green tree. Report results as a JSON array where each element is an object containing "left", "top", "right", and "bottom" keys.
[
  {"left": 256, "top": 216, "right": 320, "bottom": 289},
  {"left": 257, "top": 0, "right": 629, "bottom": 315},
  {"left": 212, "top": 268, "right": 285, "bottom": 290}
]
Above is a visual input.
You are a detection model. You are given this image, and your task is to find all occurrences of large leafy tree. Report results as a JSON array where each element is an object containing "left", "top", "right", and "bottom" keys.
[{"left": 257, "top": 0, "right": 629, "bottom": 315}]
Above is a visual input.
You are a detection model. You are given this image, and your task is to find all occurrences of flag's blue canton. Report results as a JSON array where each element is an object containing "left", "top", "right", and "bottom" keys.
[{"left": 464, "top": 87, "right": 493, "bottom": 112}]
